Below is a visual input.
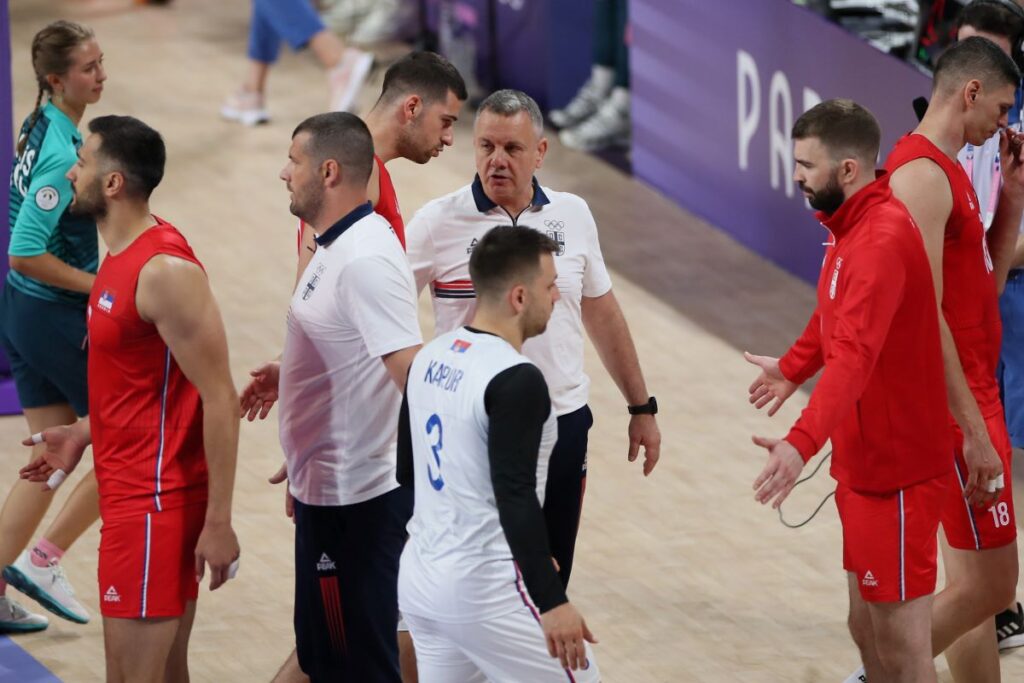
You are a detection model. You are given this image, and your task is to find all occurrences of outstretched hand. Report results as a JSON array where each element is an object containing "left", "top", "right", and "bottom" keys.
[
  {"left": 745, "top": 352, "right": 797, "bottom": 417},
  {"left": 751, "top": 435, "right": 805, "bottom": 509},
  {"left": 240, "top": 361, "right": 281, "bottom": 421},
  {"left": 20, "top": 425, "right": 89, "bottom": 490}
]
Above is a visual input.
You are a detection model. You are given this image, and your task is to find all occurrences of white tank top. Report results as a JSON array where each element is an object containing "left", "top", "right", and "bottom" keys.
[{"left": 399, "top": 327, "right": 557, "bottom": 623}]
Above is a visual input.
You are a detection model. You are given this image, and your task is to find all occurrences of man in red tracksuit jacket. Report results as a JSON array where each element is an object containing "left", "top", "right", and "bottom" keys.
[{"left": 746, "top": 99, "right": 953, "bottom": 683}]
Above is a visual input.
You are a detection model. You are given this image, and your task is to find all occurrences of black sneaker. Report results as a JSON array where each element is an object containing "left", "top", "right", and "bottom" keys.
[{"left": 996, "top": 602, "right": 1024, "bottom": 651}]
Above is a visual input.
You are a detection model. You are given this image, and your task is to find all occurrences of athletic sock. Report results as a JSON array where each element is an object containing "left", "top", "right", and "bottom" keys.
[{"left": 29, "top": 538, "right": 64, "bottom": 568}]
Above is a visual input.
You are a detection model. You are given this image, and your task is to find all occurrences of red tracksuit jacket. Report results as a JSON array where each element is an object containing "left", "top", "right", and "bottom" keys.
[{"left": 779, "top": 173, "right": 953, "bottom": 494}]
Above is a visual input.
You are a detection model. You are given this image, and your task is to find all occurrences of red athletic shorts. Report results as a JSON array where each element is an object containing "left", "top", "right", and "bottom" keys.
[
  {"left": 98, "top": 502, "right": 205, "bottom": 619},
  {"left": 942, "top": 411, "right": 1017, "bottom": 551},
  {"left": 836, "top": 475, "right": 950, "bottom": 603}
]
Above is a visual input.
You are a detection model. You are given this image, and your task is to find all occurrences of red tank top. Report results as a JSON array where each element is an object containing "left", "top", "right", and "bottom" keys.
[
  {"left": 373, "top": 154, "right": 405, "bottom": 249},
  {"left": 295, "top": 155, "right": 406, "bottom": 252},
  {"left": 87, "top": 219, "right": 208, "bottom": 521},
  {"left": 884, "top": 134, "right": 1003, "bottom": 418}
]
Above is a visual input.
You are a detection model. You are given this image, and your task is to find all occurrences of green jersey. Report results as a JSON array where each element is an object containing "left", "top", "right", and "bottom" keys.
[{"left": 8, "top": 102, "right": 97, "bottom": 304}]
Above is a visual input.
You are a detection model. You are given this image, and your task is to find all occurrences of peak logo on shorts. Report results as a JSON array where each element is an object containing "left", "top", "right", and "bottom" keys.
[
  {"left": 316, "top": 553, "right": 336, "bottom": 572},
  {"left": 862, "top": 570, "right": 879, "bottom": 587},
  {"left": 466, "top": 237, "right": 478, "bottom": 254},
  {"left": 97, "top": 289, "right": 116, "bottom": 313},
  {"left": 104, "top": 585, "right": 121, "bottom": 602}
]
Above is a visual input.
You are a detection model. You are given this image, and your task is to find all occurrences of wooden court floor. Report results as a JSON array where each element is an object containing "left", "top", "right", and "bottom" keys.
[{"left": 2, "top": 1, "right": 1024, "bottom": 680}]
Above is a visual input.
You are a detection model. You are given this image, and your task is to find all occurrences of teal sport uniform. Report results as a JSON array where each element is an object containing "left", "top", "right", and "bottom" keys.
[{"left": 0, "top": 103, "right": 97, "bottom": 414}]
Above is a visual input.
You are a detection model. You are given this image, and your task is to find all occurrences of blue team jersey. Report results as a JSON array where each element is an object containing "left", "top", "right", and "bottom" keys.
[{"left": 7, "top": 102, "right": 97, "bottom": 304}]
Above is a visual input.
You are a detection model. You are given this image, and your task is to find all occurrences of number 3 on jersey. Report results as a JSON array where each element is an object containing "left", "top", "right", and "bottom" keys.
[{"left": 426, "top": 414, "right": 445, "bottom": 491}]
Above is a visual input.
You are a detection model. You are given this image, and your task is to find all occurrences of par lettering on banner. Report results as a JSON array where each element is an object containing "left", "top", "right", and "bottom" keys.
[
  {"left": 737, "top": 49, "right": 822, "bottom": 199},
  {"left": 632, "top": 0, "right": 929, "bottom": 283}
]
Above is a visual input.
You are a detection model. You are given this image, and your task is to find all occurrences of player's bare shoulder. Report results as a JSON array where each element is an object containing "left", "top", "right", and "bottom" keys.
[
  {"left": 889, "top": 158, "right": 951, "bottom": 203},
  {"left": 136, "top": 253, "right": 209, "bottom": 323}
]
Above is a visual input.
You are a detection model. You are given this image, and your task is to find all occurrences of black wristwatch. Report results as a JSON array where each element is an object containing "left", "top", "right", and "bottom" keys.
[{"left": 627, "top": 396, "right": 658, "bottom": 415}]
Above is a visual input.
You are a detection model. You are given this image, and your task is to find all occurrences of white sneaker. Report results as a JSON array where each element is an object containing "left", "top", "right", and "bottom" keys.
[
  {"left": 3, "top": 551, "right": 89, "bottom": 624},
  {"left": 558, "top": 88, "right": 631, "bottom": 153},
  {"left": 549, "top": 67, "right": 614, "bottom": 129},
  {"left": 220, "top": 89, "right": 270, "bottom": 126},
  {"left": 0, "top": 595, "right": 48, "bottom": 633},
  {"left": 328, "top": 48, "right": 374, "bottom": 113}
]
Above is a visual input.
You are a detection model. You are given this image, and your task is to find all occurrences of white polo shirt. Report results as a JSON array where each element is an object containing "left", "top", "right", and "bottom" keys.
[
  {"left": 279, "top": 203, "right": 423, "bottom": 507},
  {"left": 407, "top": 176, "right": 613, "bottom": 416}
]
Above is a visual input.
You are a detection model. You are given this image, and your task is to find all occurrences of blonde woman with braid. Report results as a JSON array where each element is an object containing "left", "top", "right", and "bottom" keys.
[{"left": 0, "top": 20, "right": 104, "bottom": 633}]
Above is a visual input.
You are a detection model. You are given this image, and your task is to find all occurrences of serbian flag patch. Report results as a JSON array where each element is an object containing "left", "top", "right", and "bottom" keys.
[
  {"left": 97, "top": 290, "right": 115, "bottom": 313},
  {"left": 451, "top": 339, "right": 472, "bottom": 353}
]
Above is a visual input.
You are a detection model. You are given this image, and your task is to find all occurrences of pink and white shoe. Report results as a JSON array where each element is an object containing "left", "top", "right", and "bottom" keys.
[
  {"left": 328, "top": 48, "right": 374, "bottom": 113},
  {"left": 220, "top": 89, "right": 270, "bottom": 126}
]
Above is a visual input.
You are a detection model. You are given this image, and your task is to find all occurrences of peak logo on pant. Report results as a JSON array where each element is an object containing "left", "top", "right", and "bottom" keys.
[{"left": 316, "top": 553, "right": 336, "bottom": 572}]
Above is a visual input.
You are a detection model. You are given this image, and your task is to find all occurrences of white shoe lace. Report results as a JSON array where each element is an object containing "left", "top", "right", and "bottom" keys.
[{"left": 49, "top": 562, "right": 76, "bottom": 598}]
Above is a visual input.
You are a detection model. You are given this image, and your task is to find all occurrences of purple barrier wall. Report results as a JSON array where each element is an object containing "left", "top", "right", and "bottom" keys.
[
  {"left": 427, "top": 0, "right": 594, "bottom": 110},
  {"left": 1, "top": 0, "right": 20, "bottom": 415},
  {"left": 631, "top": 0, "right": 931, "bottom": 283}
]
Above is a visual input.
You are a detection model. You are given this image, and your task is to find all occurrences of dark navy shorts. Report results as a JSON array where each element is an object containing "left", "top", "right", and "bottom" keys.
[
  {"left": 0, "top": 283, "right": 88, "bottom": 416},
  {"left": 293, "top": 485, "right": 413, "bottom": 683}
]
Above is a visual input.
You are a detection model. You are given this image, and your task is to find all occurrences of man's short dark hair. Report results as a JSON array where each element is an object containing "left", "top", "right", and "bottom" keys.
[
  {"left": 791, "top": 99, "right": 881, "bottom": 165},
  {"left": 378, "top": 51, "right": 467, "bottom": 106},
  {"left": 292, "top": 112, "right": 374, "bottom": 188},
  {"left": 934, "top": 35, "right": 1021, "bottom": 94},
  {"left": 469, "top": 226, "right": 559, "bottom": 301},
  {"left": 957, "top": 1, "right": 1024, "bottom": 43},
  {"left": 87, "top": 115, "right": 165, "bottom": 199}
]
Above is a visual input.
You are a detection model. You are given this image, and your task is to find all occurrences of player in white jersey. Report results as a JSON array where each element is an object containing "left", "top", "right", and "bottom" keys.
[
  {"left": 407, "top": 89, "right": 660, "bottom": 589},
  {"left": 398, "top": 225, "right": 600, "bottom": 682}
]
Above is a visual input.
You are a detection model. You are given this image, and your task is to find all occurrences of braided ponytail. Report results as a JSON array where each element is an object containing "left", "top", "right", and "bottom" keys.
[
  {"left": 14, "top": 21, "right": 94, "bottom": 158},
  {"left": 16, "top": 89, "right": 45, "bottom": 157}
]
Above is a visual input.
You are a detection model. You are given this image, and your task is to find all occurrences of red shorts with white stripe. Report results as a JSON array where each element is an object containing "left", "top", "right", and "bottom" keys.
[
  {"left": 942, "top": 411, "right": 1018, "bottom": 551},
  {"left": 98, "top": 502, "right": 205, "bottom": 618},
  {"left": 836, "top": 475, "right": 949, "bottom": 603}
]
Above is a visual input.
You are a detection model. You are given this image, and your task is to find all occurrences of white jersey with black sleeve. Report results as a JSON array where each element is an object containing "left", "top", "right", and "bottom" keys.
[{"left": 397, "top": 326, "right": 561, "bottom": 624}]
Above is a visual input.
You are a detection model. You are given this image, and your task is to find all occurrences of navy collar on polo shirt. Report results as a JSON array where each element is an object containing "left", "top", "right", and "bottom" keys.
[
  {"left": 314, "top": 201, "right": 374, "bottom": 248},
  {"left": 471, "top": 174, "right": 551, "bottom": 214}
]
